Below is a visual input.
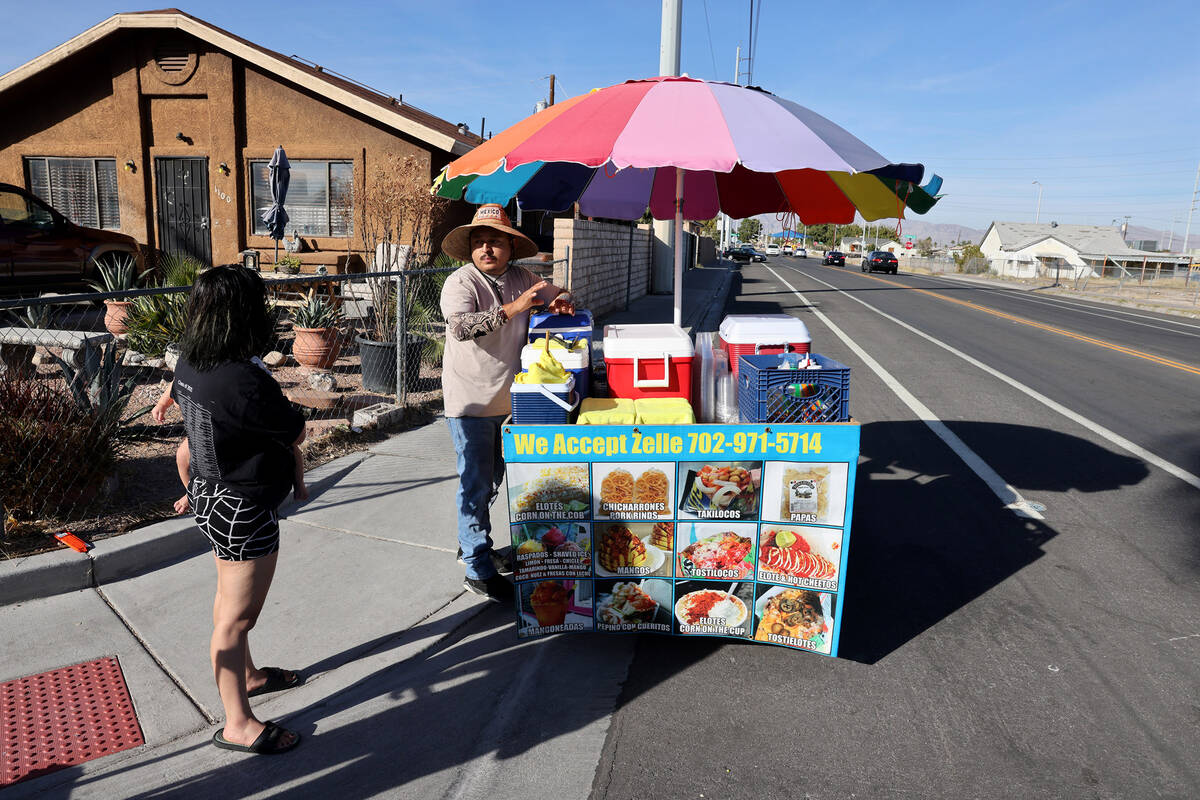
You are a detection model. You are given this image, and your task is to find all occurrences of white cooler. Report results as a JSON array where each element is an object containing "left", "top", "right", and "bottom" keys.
[{"left": 718, "top": 314, "right": 811, "bottom": 377}]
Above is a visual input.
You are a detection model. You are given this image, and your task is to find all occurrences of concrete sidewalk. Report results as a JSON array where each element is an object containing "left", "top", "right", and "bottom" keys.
[{"left": 0, "top": 262, "right": 734, "bottom": 796}]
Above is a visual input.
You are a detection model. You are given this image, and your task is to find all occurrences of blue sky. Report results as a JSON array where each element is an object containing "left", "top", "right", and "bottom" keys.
[{"left": 2, "top": 0, "right": 1197, "bottom": 238}]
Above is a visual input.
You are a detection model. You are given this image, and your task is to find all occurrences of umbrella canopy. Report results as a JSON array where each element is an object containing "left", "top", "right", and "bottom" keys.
[
  {"left": 435, "top": 76, "right": 942, "bottom": 223},
  {"left": 262, "top": 146, "right": 291, "bottom": 243}
]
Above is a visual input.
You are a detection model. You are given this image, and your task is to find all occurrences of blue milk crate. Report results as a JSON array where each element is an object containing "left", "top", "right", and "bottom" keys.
[
  {"left": 510, "top": 375, "right": 579, "bottom": 424},
  {"left": 737, "top": 353, "right": 851, "bottom": 423},
  {"left": 528, "top": 309, "right": 594, "bottom": 349}
]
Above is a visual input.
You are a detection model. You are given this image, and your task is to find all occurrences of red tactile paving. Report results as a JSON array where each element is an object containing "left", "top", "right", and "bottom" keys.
[{"left": 0, "top": 656, "right": 144, "bottom": 787}]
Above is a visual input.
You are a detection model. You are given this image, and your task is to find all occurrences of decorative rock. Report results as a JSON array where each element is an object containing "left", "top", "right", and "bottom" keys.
[
  {"left": 262, "top": 351, "right": 286, "bottom": 368},
  {"left": 122, "top": 350, "right": 146, "bottom": 366},
  {"left": 145, "top": 358, "right": 166, "bottom": 369},
  {"left": 163, "top": 344, "right": 181, "bottom": 372},
  {"left": 305, "top": 370, "right": 337, "bottom": 392},
  {"left": 31, "top": 351, "right": 53, "bottom": 366}
]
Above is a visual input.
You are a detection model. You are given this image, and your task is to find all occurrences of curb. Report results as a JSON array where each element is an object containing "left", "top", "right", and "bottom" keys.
[{"left": 0, "top": 448, "right": 375, "bottom": 607}]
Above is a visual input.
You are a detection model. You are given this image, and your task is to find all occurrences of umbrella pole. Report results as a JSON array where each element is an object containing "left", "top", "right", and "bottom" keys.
[{"left": 673, "top": 167, "right": 684, "bottom": 327}]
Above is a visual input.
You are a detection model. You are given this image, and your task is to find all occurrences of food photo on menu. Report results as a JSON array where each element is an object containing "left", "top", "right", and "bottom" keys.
[
  {"left": 507, "top": 463, "right": 591, "bottom": 523},
  {"left": 756, "top": 525, "right": 842, "bottom": 592},
  {"left": 595, "top": 578, "right": 673, "bottom": 633},
  {"left": 752, "top": 586, "right": 835, "bottom": 654},
  {"left": 675, "top": 522, "right": 757, "bottom": 580},
  {"left": 672, "top": 580, "right": 755, "bottom": 638},
  {"left": 593, "top": 462, "right": 673, "bottom": 520},
  {"left": 759, "top": 461, "right": 849, "bottom": 526},
  {"left": 517, "top": 579, "right": 594, "bottom": 638},
  {"left": 676, "top": 461, "right": 762, "bottom": 521},
  {"left": 595, "top": 522, "right": 674, "bottom": 578},
  {"left": 511, "top": 522, "right": 591, "bottom": 581}
]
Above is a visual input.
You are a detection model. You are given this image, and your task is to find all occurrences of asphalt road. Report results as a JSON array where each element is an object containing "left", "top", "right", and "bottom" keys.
[{"left": 590, "top": 257, "right": 1200, "bottom": 800}]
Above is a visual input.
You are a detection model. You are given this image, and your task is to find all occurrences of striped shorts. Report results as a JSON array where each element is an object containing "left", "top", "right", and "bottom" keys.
[{"left": 189, "top": 477, "right": 281, "bottom": 562}]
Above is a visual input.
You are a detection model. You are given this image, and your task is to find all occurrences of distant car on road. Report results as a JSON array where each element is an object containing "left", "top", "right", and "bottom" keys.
[
  {"left": 0, "top": 183, "right": 143, "bottom": 294},
  {"left": 765, "top": 244, "right": 780, "bottom": 256},
  {"left": 862, "top": 250, "right": 899, "bottom": 274},
  {"left": 795, "top": 247, "right": 807, "bottom": 258},
  {"left": 781, "top": 245, "right": 793, "bottom": 256},
  {"left": 822, "top": 250, "right": 845, "bottom": 266},
  {"left": 728, "top": 245, "right": 766, "bottom": 263}
]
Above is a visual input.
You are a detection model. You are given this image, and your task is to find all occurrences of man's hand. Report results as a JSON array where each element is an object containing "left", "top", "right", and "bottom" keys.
[
  {"left": 505, "top": 280, "right": 551, "bottom": 318},
  {"left": 547, "top": 292, "right": 575, "bottom": 316}
]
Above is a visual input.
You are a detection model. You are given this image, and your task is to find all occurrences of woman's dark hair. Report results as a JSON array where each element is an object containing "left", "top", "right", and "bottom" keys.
[{"left": 179, "top": 265, "right": 273, "bottom": 371}]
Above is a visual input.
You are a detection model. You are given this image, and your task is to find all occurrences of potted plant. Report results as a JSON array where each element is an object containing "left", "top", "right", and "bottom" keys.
[
  {"left": 290, "top": 290, "right": 343, "bottom": 368},
  {"left": 275, "top": 254, "right": 303, "bottom": 275},
  {"left": 86, "top": 253, "right": 140, "bottom": 335}
]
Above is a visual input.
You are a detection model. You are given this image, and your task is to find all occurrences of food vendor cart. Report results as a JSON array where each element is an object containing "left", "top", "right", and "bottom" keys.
[{"left": 434, "top": 74, "right": 943, "bottom": 656}]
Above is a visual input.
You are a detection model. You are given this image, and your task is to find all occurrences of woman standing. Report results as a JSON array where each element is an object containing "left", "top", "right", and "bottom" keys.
[{"left": 171, "top": 265, "right": 307, "bottom": 755}]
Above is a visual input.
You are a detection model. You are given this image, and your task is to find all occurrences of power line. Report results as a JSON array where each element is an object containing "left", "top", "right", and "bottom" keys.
[
  {"left": 932, "top": 147, "right": 1199, "bottom": 161},
  {"left": 701, "top": 0, "right": 719, "bottom": 80}
]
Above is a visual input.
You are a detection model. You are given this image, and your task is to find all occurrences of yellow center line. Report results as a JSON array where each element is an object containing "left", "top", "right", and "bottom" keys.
[{"left": 822, "top": 265, "right": 1200, "bottom": 377}]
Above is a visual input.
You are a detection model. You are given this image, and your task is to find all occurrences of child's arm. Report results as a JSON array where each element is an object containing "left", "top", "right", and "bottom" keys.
[
  {"left": 173, "top": 439, "right": 191, "bottom": 514},
  {"left": 291, "top": 429, "right": 308, "bottom": 501},
  {"left": 152, "top": 381, "right": 175, "bottom": 423}
]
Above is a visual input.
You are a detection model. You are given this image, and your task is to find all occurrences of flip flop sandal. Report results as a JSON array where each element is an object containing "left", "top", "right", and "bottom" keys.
[
  {"left": 212, "top": 721, "right": 300, "bottom": 754},
  {"left": 247, "top": 667, "right": 303, "bottom": 698}
]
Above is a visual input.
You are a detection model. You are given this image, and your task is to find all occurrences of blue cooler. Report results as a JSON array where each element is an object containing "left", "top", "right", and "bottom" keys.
[
  {"left": 510, "top": 375, "right": 578, "bottom": 424},
  {"left": 521, "top": 344, "right": 591, "bottom": 400},
  {"left": 528, "top": 309, "right": 594, "bottom": 397},
  {"left": 528, "top": 309, "right": 594, "bottom": 349}
]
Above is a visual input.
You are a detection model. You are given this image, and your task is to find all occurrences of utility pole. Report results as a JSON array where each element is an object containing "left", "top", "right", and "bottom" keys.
[
  {"left": 1033, "top": 180, "right": 1043, "bottom": 224},
  {"left": 1184, "top": 161, "right": 1199, "bottom": 255},
  {"left": 653, "top": 0, "right": 682, "bottom": 300},
  {"left": 549, "top": 74, "right": 555, "bottom": 106}
]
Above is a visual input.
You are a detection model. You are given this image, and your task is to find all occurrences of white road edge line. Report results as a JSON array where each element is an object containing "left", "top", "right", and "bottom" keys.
[
  {"left": 762, "top": 265, "right": 1045, "bottom": 520},
  {"left": 779, "top": 264, "right": 1200, "bottom": 492}
]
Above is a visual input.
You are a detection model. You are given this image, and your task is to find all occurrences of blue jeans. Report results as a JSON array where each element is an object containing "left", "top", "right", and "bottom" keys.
[{"left": 446, "top": 415, "right": 506, "bottom": 580}]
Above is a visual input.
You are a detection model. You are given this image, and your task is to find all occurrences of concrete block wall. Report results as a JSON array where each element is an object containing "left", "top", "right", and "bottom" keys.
[{"left": 552, "top": 218, "right": 654, "bottom": 317}]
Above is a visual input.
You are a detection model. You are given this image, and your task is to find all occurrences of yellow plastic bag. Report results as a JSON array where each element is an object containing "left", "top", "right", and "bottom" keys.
[
  {"left": 514, "top": 345, "right": 568, "bottom": 384},
  {"left": 633, "top": 397, "right": 695, "bottom": 425},
  {"left": 576, "top": 397, "right": 637, "bottom": 425}
]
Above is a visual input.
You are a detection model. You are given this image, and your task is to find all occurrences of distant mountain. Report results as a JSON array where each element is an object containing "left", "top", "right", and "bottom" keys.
[{"left": 895, "top": 220, "right": 985, "bottom": 246}]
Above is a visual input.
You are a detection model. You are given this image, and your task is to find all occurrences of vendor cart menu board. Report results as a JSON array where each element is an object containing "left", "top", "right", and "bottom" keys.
[{"left": 503, "top": 423, "right": 858, "bottom": 656}]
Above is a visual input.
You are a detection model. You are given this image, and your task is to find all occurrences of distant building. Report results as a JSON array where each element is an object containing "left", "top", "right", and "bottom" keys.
[{"left": 978, "top": 222, "right": 1191, "bottom": 279}]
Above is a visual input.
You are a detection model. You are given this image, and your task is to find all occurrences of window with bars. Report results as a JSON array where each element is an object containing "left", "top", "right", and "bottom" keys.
[
  {"left": 24, "top": 157, "right": 121, "bottom": 230},
  {"left": 250, "top": 160, "right": 353, "bottom": 238}
]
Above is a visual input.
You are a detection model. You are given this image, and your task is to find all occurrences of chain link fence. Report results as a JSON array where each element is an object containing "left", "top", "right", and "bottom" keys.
[{"left": 0, "top": 263, "right": 462, "bottom": 551}]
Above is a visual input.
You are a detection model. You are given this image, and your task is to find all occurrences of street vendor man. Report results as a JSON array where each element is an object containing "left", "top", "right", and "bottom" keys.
[{"left": 440, "top": 203, "right": 574, "bottom": 602}]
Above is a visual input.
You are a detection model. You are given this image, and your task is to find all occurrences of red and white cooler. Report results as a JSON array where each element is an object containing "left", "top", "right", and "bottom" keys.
[
  {"left": 718, "top": 314, "right": 811, "bottom": 376},
  {"left": 603, "top": 323, "right": 695, "bottom": 402}
]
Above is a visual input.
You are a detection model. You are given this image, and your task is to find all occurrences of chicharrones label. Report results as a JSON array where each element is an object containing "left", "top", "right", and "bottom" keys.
[{"left": 602, "top": 502, "right": 666, "bottom": 519}]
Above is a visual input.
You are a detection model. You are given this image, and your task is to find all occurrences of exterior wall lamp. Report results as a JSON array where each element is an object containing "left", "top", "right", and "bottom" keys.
[
  {"left": 175, "top": 131, "right": 185, "bottom": 141},
  {"left": 218, "top": 162, "right": 230, "bottom": 176},
  {"left": 124, "top": 160, "right": 136, "bottom": 173},
  {"left": 240, "top": 249, "right": 260, "bottom": 271}
]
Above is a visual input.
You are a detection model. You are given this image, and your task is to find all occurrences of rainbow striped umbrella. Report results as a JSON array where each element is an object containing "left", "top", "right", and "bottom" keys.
[{"left": 435, "top": 75, "right": 943, "bottom": 322}]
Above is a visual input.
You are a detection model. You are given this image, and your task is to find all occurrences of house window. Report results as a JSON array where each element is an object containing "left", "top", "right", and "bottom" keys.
[
  {"left": 24, "top": 157, "right": 120, "bottom": 230},
  {"left": 250, "top": 160, "right": 353, "bottom": 238}
]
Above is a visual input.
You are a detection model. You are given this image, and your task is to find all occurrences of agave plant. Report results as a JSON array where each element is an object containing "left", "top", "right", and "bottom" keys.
[
  {"left": 290, "top": 291, "right": 343, "bottom": 329},
  {"left": 53, "top": 340, "right": 151, "bottom": 436},
  {"left": 86, "top": 253, "right": 140, "bottom": 293}
]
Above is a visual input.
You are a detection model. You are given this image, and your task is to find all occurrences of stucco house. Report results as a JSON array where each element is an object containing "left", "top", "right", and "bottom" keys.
[
  {"left": 978, "top": 222, "right": 1191, "bottom": 279},
  {"left": 0, "top": 9, "right": 480, "bottom": 271}
]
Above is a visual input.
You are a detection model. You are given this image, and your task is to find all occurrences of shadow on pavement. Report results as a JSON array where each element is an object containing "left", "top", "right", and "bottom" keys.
[{"left": 839, "top": 420, "right": 1148, "bottom": 664}]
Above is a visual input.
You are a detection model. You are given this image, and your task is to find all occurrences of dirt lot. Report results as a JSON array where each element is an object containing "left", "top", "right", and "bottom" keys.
[{"left": 1, "top": 338, "right": 444, "bottom": 560}]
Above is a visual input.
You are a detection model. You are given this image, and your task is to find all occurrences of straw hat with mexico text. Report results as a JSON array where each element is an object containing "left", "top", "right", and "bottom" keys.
[{"left": 441, "top": 203, "right": 539, "bottom": 263}]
